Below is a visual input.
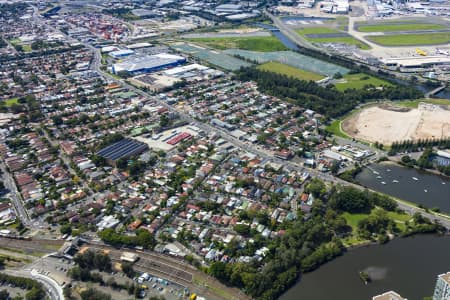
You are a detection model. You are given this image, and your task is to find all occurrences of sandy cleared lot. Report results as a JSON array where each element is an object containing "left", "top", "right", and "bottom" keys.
[{"left": 343, "top": 103, "right": 450, "bottom": 145}]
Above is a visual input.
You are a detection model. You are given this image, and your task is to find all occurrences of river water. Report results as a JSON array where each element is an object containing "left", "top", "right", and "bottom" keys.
[
  {"left": 280, "top": 235, "right": 450, "bottom": 300},
  {"left": 355, "top": 162, "right": 450, "bottom": 213}
]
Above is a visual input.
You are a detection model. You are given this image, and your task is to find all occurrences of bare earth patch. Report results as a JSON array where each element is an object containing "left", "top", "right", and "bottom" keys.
[{"left": 342, "top": 103, "right": 450, "bottom": 145}]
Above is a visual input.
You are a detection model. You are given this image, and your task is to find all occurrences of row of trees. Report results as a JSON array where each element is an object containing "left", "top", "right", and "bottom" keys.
[
  {"left": 330, "top": 186, "right": 398, "bottom": 214},
  {"left": 236, "top": 67, "right": 422, "bottom": 118},
  {"left": 0, "top": 273, "right": 45, "bottom": 300},
  {"left": 73, "top": 250, "right": 112, "bottom": 272},
  {"left": 388, "top": 138, "right": 450, "bottom": 155},
  {"left": 98, "top": 228, "right": 156, "bottom": 250}
]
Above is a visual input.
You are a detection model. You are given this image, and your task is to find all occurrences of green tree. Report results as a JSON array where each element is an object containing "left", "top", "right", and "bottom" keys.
[
  {"left": 60, "top": 224, "right": 72, "bottom": 235},
  {"left": 25, "top": 287, "right": 45, "bottom": 300}
]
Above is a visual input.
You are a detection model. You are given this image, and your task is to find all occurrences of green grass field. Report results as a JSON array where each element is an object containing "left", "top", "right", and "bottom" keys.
[
  {"left": 2, "top": 98, "right": 19, "bottom": 107},
  {"left": 334, "top": 73, "right": 393, "bottom": 91},
  {"left": 357, "top": 23, "right": 447, "bottom": 32},
  {"left": 342, "top": 212, "right": 369, "bottom": 230},
  {"left": 9, "top": 38, "right": 21, "bottom": 45},
  {"left": 257, "top": 61, "right": 325, "bottom": 81},
  {"left": 187, "top": 36, "right": 287, "bottom": 52},
  {"left": 326, "top": 119, "right": 351, "bottom": 139},
  {"left": 342, "top": 208, "right": 413, "bottom": 246},
  {"left": 295, "top": 27, "right": 370, "bottom": 49},
  {"left": 396, "top": 98, "right": 450, "bottom": 108},
  {"left": 386, "top": 210, "right": 412, "bottom": 231},
  {"left": 367, "top": 32, "right": 450, "bottom": 46},
  {"left": 296, "top": 27, "right": 342, "bottom": 35},
  {"left": 22, "top": 44, "right": 32, "bottom": 52}
]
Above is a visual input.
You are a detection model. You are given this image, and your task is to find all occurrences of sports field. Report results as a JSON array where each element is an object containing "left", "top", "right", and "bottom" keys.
[
  {"left": 334, "top": 73, "right": 392, "bottom": 91},
  {"left": 186, "top": 36, "right": 287, "bottom": 52},
  {"left": 296, "top": 27, "right": 370, "bottom": 49},
  {"left": 357, "top": 23, "right": 447, "bottom": 32},
  {"left": 257, "top": 61, "right": 325, "bottom": 81},
  {"left": 367, "top": 32, "right": 450, "bottom": 46}
]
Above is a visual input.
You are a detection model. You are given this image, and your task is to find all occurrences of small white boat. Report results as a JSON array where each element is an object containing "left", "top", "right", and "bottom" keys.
[
  {"left": 424, "top": 189, "right": 428, "bottom": 193},
  {"left": 412, "top": 177, "right": 419, "bottom": 181},
  {"left": 373, "top": 171, "right": 379, "bottom": 175},
  {"left": 376, "top": 176, "right": 382, "bottom": 179},
  {"left": 443, "top": 182, "right": 447, "bottom": 185},
  {"left": 387, "top": 169, "right": 391, "bottom": 172},
  {"left": 392, "top": 180, "right": 399, "bottom": 183},
  {"left": 381, "top": 182, "right": 386, "bottom": 185}
]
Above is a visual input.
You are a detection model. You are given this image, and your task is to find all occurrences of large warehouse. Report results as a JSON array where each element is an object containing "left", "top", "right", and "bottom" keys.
[
  {"left": 96, "top": 138, "right": 149, "bottom": 165},
  {"left": 112, "top": 53, "right": 186, "bottom": 75}
]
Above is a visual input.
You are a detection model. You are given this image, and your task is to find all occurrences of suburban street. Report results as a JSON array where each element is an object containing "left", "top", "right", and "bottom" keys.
[{"left": 0, "top": 162, "right": 31, "bottom": 227}]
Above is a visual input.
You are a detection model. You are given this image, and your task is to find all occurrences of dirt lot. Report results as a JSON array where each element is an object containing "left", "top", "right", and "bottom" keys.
[{"left": 342, "top": 103, "right": 450, "bottom": 145}]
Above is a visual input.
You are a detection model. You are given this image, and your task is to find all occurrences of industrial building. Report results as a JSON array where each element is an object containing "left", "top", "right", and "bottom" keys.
[
  {"left": 109, "top": 49, "right": 135, "bottom": 58},
  {"left": 112, "top": 53, "right": 186, "bottom": 75},
  {"left": 96, "top": 138, "right": 149, "bottom": 165}
]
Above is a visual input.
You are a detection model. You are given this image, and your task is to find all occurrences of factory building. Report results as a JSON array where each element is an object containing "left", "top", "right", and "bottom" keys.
[
  {"left": 109, "top": 49, "right": 135, "bottom": 58},
  {"left": 96, "top": 138, "right": 149, "bottom": 165},
  {"left": 112, "top": 53, "right": 186, "bottom": 75}
]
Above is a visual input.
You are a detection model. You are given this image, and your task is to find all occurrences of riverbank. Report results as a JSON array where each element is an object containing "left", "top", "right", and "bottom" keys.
[{"left": 387, "top": 157, "right": 450, "bottom": 179}]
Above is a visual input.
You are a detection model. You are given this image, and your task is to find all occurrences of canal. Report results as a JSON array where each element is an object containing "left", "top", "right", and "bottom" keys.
[
  {"left": 355, "top": 162, "right": 450, "bottom": 214},
  {"left": 280, "top": 235, "right": 450, "bottom": 300}
]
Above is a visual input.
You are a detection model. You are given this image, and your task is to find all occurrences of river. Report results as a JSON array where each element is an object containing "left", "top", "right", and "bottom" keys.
[
  {"left": 355, "top": 162, "right": 450, "bottom": 213},
  {"left": 280, "top": 235, "right": 450, "bottom": 300}
]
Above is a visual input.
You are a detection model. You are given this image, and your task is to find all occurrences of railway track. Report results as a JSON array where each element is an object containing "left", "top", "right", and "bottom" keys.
[
  {"left": 88, "top": 245, "right": 193, "bottom": 283},
  {"left": 0, "top": 237, "right": 64, "bottom": 254}
]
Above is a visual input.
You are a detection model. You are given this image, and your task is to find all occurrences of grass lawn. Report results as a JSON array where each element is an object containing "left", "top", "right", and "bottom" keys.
[
  {"left": 367, "top": 32, "right": 450, "bottom": 46},
  {"left": 386, "top": 210, "right": 412, "bottom": 231},
  {"left": 296, "top": 27, "right": 370, "bottom": 49},
  {"left": 326, "top": 119, "right": 351, "bottom": 139},
  {"left": 334, "top": 73, "right": 393, "bottom": 91},
  {"left": 2, "top": 98, "right": 19, "bottom": 107},
  {"left": 296, "top": 27, "right": 342, "bottom": 35},
  {"left": 9, "top": 38, "right": 21, "bottom": 45},
  {"left": 357, "top": 23, "right": 447, "bottom": 32},
  {"left": 193, "top": 276, "right": 240, "bottom": 300},
  {"left": 257, "top": 61, "right": 324, "bottom": 81},
  {"left": 342, "top": 212, "right": 369, "bottom": 231},
  {"left": 187, "top": 36, "right": 287, "bottom": 52},
  {"left": 21, "top": 44, "right": 32, "bottom": 52},
  {"left": 396, "top": 98, "right": 450, "bottom": 108},
  {"left": 342, "top": 208, "right": 413, "bottom": 246}
]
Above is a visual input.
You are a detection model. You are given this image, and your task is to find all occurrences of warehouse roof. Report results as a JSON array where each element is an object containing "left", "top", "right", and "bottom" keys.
[
  {"left": 97, "top": 138, "right": 148, "bottom": 161},
  {"left": 113, "top": 53, "right": 185, "bottom": 73}
]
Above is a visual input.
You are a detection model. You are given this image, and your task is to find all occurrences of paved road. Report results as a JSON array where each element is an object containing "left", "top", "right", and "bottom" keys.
[{"left": 0, "top": 162, "right": 31, "bottom": 226}]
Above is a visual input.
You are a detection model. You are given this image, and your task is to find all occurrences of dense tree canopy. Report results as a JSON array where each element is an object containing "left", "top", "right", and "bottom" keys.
[{"left": 236, "top": 68, "right": 422, "bottom": 118}]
